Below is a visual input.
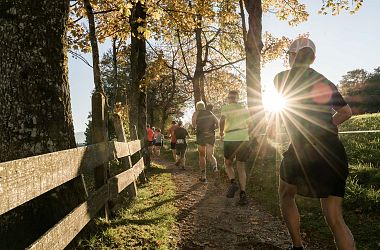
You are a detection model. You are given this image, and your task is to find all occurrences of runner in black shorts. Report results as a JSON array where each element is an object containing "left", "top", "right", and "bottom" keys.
[
  {"left": 220, "top": 90, "right": 250, "bottom": 205},
  {"left": 192, "top": 101, "right": 219, "bottom": 182},
  {"left": 268, "top": 38, "right": 355, "bottom": 250},
  {"left": 174, "top": 121, "right": 189, "bottom": 169}
]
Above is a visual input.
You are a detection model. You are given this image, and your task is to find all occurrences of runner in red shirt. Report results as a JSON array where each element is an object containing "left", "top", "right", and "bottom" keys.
[{"left": 146, "top": 124, "right": 154, "bottom": 155}]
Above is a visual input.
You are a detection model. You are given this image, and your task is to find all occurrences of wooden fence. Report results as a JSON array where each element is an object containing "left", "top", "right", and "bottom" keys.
[{"left": 0, "top": 114, "right": 145, "bottom": 249}]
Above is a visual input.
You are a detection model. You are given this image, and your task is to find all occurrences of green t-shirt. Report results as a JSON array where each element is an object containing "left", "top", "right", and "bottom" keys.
[{"left": 220, "top": 103, "right": 249, "bottom": 141}]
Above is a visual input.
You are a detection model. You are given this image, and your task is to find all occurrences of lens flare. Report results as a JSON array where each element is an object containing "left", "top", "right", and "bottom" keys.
[{"left": 263, "top": 90, "right": 287, "bottom": 113}]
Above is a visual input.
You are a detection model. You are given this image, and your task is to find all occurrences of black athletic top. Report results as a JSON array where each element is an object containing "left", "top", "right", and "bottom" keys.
[
  {"left": 274, "top": 67, "right": 347, "bottom": 143},
  {"left": 196, "top": 110, "right": 218, "bottom": 134},
  {"left": 174, "top": 127, "right": 189, "bottom": 145}
]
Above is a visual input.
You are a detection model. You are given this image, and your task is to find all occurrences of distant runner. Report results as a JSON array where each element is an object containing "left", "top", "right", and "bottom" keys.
[
  {"left": 167, "top": 121, "right": 178, "bottom": 162},
  {"left": 174, "top": 120, "right": 189, "bottom": 169},
  {"left": 269, "top": 37, "right": 355, "bottom": 250},
  {"left": 154, "top": 129, "right": 164, "bottom": 157},
  {"left": 146, "top": 124, "right": 154, "bottom": 155},
  {"left": 192, "top": 101, "right": 219, "bottom": 183},
  {"left": 220, "top": 90, "right": 250, "bottom": 205}
]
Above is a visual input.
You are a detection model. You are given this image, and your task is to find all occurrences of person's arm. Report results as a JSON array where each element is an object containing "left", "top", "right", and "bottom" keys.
[
  {"left": 212, "top": 113, "right": 219, "bottom": 130},
  {"left": 332, "top": 104, "right": 352, "bottom": 126},
  {"left": 219, "top": 115, "right": 225, "bottom": 140},
  {"left": 191, "top": 111, "right": 198, "bottom": 128}
]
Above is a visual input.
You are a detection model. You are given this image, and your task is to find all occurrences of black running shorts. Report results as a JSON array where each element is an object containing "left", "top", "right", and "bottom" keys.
[
  {"left": 280, "top": 136, "right": 349, "bottom": 198},
  {"left": 223, "top": 141, "right": 250, "bottom": 162}
]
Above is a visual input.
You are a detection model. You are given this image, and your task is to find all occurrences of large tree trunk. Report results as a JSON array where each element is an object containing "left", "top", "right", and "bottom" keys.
[
  {"left": 0, "top": 0, "right": 85, "bottom": 248},
  {"left": 244, "top": 0, "right": 265, "bottom": 135},
  {"left": 129, "top": 1, "right": 149, "bottom": 167},
  {"left": 0, "top": 0, "right": 75, "bottom": 160}
]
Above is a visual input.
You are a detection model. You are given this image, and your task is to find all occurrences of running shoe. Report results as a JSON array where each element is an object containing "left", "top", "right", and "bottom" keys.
[
  {"left": 212, "top": 166, "right": 219, "bottom": 172},
  {"left": 175, "top": 160, "right": 181, "bottom": 166},
  {"left": 226, "top": 182, "right": 239, "bottom": 198},
  {"left": 238, "top": 192, "right": 248, "bottom": 205}
]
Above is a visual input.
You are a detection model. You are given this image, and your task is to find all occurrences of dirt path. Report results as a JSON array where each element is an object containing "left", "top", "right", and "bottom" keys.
[{"left": 153, "top": 158, "right": 322, "bottom": 250}]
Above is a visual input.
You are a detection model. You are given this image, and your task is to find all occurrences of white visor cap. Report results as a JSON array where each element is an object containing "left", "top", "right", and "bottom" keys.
[{"left": 288, "top": 38, "right": 316, "bottom": 54}]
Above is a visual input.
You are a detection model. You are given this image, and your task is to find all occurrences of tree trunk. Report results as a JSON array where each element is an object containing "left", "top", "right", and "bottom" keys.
[
  {"left": 244, "top": 0, "right": 265, "bottom": 135},
  {"left": 84, "top": 0, "right": 104, "bottom": 93},
  {"left": 192, "top": 22, "right": 206, "bottom": 106},
  {"left": 0, "top": 0, "right": 86, "bottom": 248},
  {"left": 129, "top": 1, "right": 149, "bottom": 167}
]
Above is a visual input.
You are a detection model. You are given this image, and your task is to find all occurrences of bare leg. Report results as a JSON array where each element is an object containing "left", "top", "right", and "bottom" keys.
[
  {"left": 224, "top": 158, "right": 235, "bottom": 180},
  {"left": 172, "top": 149, "right": 176, "bottom": 162},
  {"left": 206, "top": 144, "right": 217, "bottom": 169},
  {"left": 236, "top": 161, "right": 246, "bottom": 191},
  {"left": 279, "top": 179, "right": 303, "bottom": 247},
  {"left": 182, "top": 150, "right": 187, "bottom": 167},
  {"left": 321, "top": 196, "right": 356, "bottom": 250},
  {"left": 198, "top": 145, "right": 206, "bottom": 171}
]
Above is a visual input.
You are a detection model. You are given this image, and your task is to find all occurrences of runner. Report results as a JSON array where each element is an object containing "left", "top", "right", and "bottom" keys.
[
  {"left": 220, "top": 90, "right": 250, "bottom": 205},
  {"left": 192, "top": 101, "right": 219, "bottom": 183},
  {"left": 153, "top": 129, "right": 164, "bottom": 157},
  {"left": 167, "top": 121, "right": 178, "bottom": 162},
  {"left": 146, "top": 124, "right": 154, "bottom": 155},
  {"left": 269, "top": 37, "right": 355, "bottom": 250},
  {"left": 174, "top": 120, "right": 189, "bottom": 170}
]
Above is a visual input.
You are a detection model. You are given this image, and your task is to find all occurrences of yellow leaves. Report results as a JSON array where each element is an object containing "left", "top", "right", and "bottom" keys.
[
  {"left": 262, "top": 32, "right": 292, "bottom": 66},
  {"left": 318, "top": 0, "right": 364, "bottom": 16},
  {"left": 119, "top": 3, "right": 132, "bottom": 17},
  {"left": 262, "top": 0, "right": 309, "bottom": 26},
  {"left": 137, "top": 26, "right": 152, "bottom": 39}
]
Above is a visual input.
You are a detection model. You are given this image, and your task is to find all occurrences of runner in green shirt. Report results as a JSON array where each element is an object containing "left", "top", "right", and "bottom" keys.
[{"left": 220, "top": 90, "right": 250, "bottom": 205}]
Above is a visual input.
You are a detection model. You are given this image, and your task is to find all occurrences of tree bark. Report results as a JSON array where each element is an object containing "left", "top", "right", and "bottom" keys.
[
  {"left": 0, "top": 0, "right": 86, "bottom": 248},
  {"left": 84, "top": 0, "right": 104, "bottom": 93},
  {"left": 244, "top": 0, "right": 265, "bottom": 135},
  {"left": 192, "top": 15, "right": 206, "bottom": 106},
  {"left": 0, "top": 0, "right": 75, "bottom": 161},
  {"left": 129, "top": 1, "right": 149, "bottom": 167}
]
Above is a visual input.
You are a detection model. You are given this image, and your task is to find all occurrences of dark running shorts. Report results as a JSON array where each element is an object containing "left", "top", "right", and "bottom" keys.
[
  {"left": 196, "top": 132, "right": 216, "bottom": 146},
  {"left": 147, "top": 141, "right": 153, "bottom": 146},
  {"left": 170, "top": 142, "right": 176, "bottom": 150},
  {"left": 155, "top": 142, "right": 163, "bottom": 147},
  {"left": 280, "top": 136, "right": 349, "bottom": 198},
  {"left": 176, "top": 144, "right": 187, "bottom": 157},
  {"left": 223, "top": 141, "right": 250, "bottom": 162}
]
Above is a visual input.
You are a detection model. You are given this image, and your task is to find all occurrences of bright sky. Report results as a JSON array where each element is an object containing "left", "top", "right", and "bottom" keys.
[{"left": 68, "top": 1, "right": 380, "bottom": 132}]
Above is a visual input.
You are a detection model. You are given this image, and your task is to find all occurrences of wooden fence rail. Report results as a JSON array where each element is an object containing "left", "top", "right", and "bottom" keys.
[{"left": 0, "top": 138, "right": 145, "bottom": 249}]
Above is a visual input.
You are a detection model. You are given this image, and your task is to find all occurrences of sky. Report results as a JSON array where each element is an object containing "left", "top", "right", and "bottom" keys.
[{"left": 68, "top": 0, "right": 380, "bottom": 133}]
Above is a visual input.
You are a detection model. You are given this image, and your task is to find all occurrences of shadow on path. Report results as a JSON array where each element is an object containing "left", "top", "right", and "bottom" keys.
[{"left": 153, "top": 158, "right": 298, "bottom": 250}]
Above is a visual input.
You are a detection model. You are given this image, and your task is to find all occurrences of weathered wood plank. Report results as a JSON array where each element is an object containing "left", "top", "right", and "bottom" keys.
[
  {"left": 132, "top": 158, "right": 145, "bottom": 178},
  {"left": 128, "top": 140, "right": 141, "bottom": 155},
  {"left": 109, "top": 169, "right": 135, "bottom": 199},
  {"left": 26, "top": 184, "right": 109, "bottom": 250},
  {"left": 0, "top": 142, "right": 113, "bottom": 215},
  {"left": 113, "top": 141, "right": 131, "bottom": 159}
]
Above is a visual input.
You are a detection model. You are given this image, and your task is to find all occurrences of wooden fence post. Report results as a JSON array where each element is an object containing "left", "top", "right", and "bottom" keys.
[
  {"left": 113, "top": 113, "right": 138, "bottom": 197},
  {"left": 91, "top": 91, "right": 109, "bottom": 219}
]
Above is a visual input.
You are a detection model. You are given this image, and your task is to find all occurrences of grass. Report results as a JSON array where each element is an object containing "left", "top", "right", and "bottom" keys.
[
  {"left": 339, "top": 113, "right": 380, "bottom": 167},
  {"left": 74, "top": 163, "right": 179, "bottom": 250}
]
